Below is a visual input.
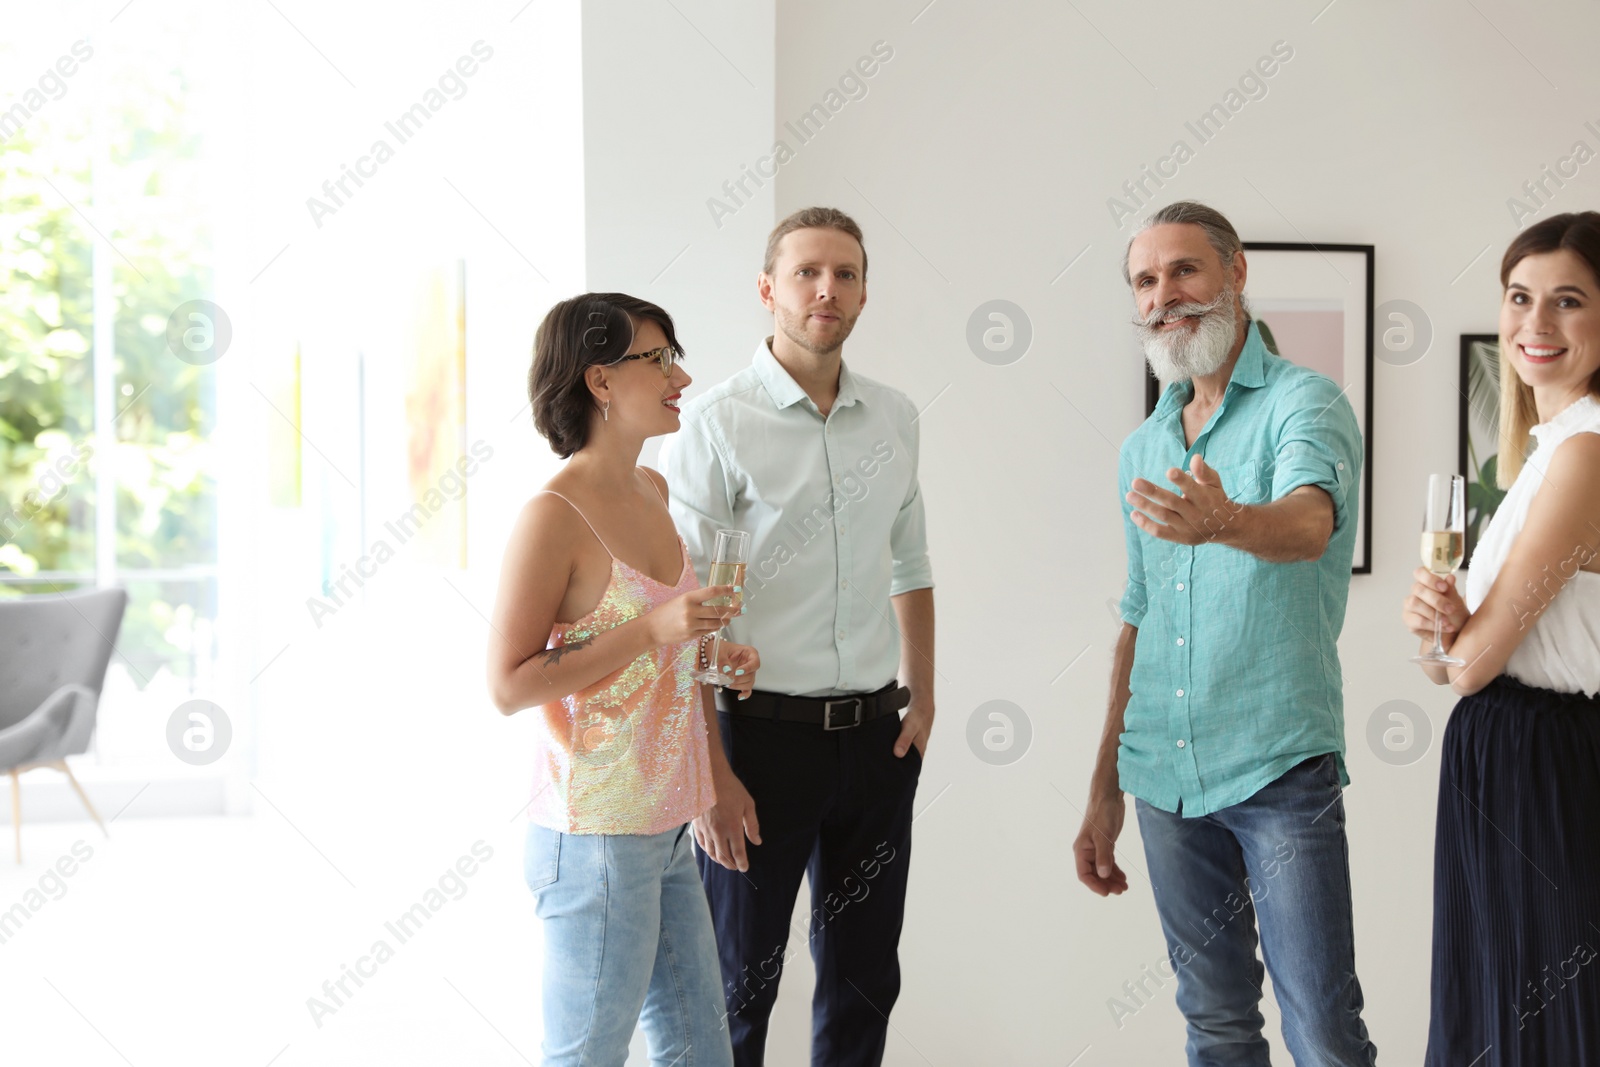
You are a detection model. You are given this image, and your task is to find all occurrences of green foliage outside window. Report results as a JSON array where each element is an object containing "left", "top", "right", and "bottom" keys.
[{"left": 1, "top": 57, "right": 219, "bottom": 688}]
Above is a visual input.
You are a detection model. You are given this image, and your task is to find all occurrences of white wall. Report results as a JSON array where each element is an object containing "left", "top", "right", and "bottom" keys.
[
  {"left": 591, "top": 1, "right": 1600, "bottom": 1062},
  {"left": 582, "top": 0, "right": 777, "bottom": 470}
]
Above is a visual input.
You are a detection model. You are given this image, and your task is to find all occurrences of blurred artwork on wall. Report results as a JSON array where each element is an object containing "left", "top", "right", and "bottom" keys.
[
  {"left": 264, "top": 342, "right": 303, "bottom": 509},
  {"left": 403, "top": 260, "right": 468, "bottom": 569}
]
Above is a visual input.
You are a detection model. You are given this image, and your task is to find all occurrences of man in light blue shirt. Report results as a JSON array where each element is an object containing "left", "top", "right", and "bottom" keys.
[
  {"left": 665, "top": 206, "right": 934, "bottom": 1067},
  {"left": 669, "top": 346, "right": 930, "bottom": 696},
  {"left": 1073, "top": 202, "right": 1376, "bottom": 1066}
]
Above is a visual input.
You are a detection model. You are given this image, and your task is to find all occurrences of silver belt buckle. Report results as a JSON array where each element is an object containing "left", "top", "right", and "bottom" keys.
[{"left": 823, "top": 697, "right": 864, "bottom": 730}]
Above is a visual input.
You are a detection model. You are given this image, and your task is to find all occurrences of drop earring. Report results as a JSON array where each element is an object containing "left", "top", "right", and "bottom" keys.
[{"left": 602, "top": 399, "right": 610, "bottom": 422}]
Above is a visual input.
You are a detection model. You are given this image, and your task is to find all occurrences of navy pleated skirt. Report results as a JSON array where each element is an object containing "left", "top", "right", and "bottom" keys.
[{"left": 1427, "top": 675, "right": 1600, "bottom": 1066}]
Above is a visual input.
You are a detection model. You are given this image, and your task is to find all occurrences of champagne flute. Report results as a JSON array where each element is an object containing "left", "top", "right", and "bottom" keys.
[
  {"left": 1412, "top": 473, "right": 1466, "bottom": 666},
  {"left": 692, "top": 529, "right": 749, "bottom": 685}
]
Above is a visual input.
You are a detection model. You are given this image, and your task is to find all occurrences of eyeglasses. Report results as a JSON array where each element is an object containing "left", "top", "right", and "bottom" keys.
[{"left": 606, "top": 345, "right": 680, "bottom": 378}]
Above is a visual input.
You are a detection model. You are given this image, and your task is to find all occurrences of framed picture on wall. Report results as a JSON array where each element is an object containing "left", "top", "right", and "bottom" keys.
[
  {"left": 1459, "top": 334, "right": 1506, "bottom": 568},
  {"left": 1143, "top": 241, "right": 1375, "bottom": 574}
]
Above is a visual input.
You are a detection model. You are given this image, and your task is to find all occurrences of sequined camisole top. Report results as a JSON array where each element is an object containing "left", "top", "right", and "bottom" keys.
[{"left": 525, "top": 476, "right": 715, "bottom": 835}]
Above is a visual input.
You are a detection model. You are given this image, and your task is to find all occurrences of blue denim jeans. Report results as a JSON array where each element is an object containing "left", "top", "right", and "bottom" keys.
[
  {"left": 1135, "top": 754, "right": 1377, "bottom": 1067},
  {"left": 524, "top": 822, "right": 734, "bottom": 1067}
]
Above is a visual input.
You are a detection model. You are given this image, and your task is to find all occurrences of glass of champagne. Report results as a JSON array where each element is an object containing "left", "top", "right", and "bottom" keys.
[
  {"left": 1412, "top": 473, "right": 1467, "bottom": 666},
  {"left": 691, "top": 529, "right": 749, "bottom": 685}
]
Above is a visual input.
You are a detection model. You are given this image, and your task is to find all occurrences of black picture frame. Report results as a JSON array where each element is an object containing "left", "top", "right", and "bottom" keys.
[{"left": 1142, "top": 241, "right": 1374, "bottom": 574}]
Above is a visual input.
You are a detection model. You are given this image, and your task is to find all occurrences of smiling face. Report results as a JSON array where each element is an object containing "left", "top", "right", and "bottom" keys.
[
  {"left": 759, "top": 226, "right": 866, "bottom": 357},
  {"left": 1500, "top": 248, "right": 1600, "bottom": 412},
  {"left": 1127, "top": 222, "right": 1248, "bottom": 381},
  {"left": 588, "top": 316, "right": 691, "bottom": 439}
]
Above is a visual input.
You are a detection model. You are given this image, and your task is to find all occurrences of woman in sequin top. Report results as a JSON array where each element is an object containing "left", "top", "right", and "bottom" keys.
[{"left": 487, "top": 293, "right": 761, "bottom": 1067}]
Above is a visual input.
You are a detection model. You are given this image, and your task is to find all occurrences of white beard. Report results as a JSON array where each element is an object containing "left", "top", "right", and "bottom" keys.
[{"left": 1135, "top": 287, "right": 1240, "bottom": 384}]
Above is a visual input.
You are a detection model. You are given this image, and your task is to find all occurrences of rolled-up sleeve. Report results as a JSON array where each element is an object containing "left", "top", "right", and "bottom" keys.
[
  {"left": 663, "top": 413, "right": 737, "bottom": 584},
  {"left": 1117, "top": 444, "right": 1148, "bottom": 627},
  {"left": 1269, "top": 375, "right": 1363, "bottom": 533},
  {"left": 889, "top": 412, "right": 933, "bottom": 596}
]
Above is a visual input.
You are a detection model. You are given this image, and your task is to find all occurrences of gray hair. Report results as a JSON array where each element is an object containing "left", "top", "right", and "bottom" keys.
[{"left": 1121, "top": 201, "right": 1244, "bottom": 286}]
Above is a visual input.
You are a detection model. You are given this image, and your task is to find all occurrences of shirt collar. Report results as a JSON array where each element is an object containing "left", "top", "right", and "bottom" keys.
[
  {"left": 1230, "top": 319, "right": 1268, "bottom": 389},
  {"left": 752, "top": 337, "right": 861, "bottom": 412},
  {"left": 835, "top": 361, "right": 862, "bottom": 409},
  {"left": 1532, "top": 392, "right": 1600, "bottom": 443},
  {"left": 1151, "top": 319, "right": 1268, "bottom": 416}
]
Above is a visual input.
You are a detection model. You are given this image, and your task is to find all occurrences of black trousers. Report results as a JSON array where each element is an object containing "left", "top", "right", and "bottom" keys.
[
  {"left": 1427, "top": 675, "right": 1600, "bottom": 1066},
  {"left": 700, "top": 705, "right": 921, "bottom": 1067}
]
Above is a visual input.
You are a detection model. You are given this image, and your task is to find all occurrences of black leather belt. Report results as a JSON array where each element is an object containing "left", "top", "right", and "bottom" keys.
[{"left": 718, "top": 682, "right": 910, "bottom": 730}]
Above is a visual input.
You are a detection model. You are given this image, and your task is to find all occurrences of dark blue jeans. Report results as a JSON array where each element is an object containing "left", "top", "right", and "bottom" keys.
[{"left": 1135, "top": 754, "right": 1378, "bottom": 1067}]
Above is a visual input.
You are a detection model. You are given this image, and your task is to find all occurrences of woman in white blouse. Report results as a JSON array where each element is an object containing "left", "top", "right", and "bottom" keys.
[{"left": 1402, "top": 211, "right": 1600, "bottom": 1065}]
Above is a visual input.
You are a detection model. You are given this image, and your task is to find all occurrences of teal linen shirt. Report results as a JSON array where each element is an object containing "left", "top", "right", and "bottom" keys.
[{"left": 1116, "top": 321, "right": 1363, "bottom": 817}]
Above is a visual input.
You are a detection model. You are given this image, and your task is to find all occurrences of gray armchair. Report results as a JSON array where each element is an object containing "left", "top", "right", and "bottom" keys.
[{"left": 0, "top": 587, "right": 128, "bottom": 863}]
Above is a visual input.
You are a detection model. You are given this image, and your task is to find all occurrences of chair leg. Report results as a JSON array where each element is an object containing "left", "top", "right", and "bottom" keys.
[
  {"left": 10, "top": 770, "right": 20, "bottom": 865},
  {"left": 54, "top": 761, "right": 108, "bottom": 839}
]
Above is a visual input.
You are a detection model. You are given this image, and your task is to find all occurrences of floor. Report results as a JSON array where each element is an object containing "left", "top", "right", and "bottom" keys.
[
  {"left": 0, "top": 582, "right": 828, "bottom": 1066},
  {"left": 1, "top": 812, "right": 564, "bottom": 1066}
]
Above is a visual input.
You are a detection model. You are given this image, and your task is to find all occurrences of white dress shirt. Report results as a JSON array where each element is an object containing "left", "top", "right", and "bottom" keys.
[{"left": 664, "top": 338, "right": 933, "bottom": 698}]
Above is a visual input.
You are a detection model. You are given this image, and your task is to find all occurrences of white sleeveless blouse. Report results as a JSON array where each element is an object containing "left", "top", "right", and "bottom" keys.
[{"left": 1464, "top": 394, "right": 1600, "bottom": 696}]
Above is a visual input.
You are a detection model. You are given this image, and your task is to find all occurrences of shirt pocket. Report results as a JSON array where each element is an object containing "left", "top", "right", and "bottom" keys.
[{"left": 1210, "top": 457, "right": 1272, "bottom": 507}]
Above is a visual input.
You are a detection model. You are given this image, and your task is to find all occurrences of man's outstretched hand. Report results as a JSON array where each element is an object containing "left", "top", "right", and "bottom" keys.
[{"left": 1128, "top": 454, "right": 1240, "bottom": 546}]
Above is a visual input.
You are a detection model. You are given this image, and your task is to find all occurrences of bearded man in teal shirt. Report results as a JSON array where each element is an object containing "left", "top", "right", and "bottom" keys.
[{"left": 1074, "top": 201, "right": 1377, "bottom": 1066}]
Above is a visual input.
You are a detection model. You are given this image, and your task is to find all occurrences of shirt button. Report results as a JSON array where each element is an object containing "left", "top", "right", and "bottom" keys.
[
  {"left": 840, "top": 580, "right": 848, "bottom": 589},
  {"left": 1176, "top": 637, "right": 1185, "bottom": 646},
  {"left": 1176, "top": 739, "right": 1186, "bottom": 749},
  {"left": 1175, "top": 582, "right": 1185, "bottom": 591},
  {"left": 1337, "top": 461, "right": 1346, "bottom": 470},
  {"left": 838, "top": 630, "right": 846, "bottom": 639},
  {"left": 1176, "top": 688, "right": 1185, "bottom": 697}
]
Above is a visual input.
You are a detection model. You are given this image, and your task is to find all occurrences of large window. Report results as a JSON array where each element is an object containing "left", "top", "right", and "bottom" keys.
[{"left": 1, "top": 6, "right": 222, "bottom": 770}]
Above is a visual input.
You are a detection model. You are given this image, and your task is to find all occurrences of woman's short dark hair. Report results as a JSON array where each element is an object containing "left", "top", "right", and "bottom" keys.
[{"left": 528, "top": 292, "right": 683, "bottom": 458}]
